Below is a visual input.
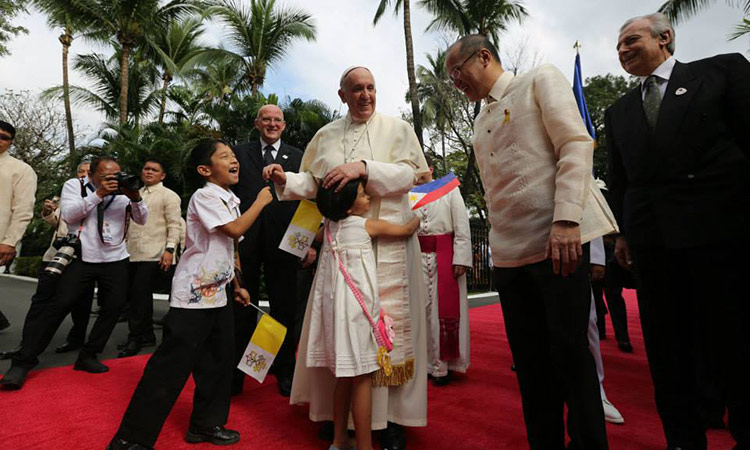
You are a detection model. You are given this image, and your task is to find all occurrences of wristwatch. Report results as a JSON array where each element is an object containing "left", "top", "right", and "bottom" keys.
[{"left": 165, "top": 247, "right": 175, "bottom": 254}]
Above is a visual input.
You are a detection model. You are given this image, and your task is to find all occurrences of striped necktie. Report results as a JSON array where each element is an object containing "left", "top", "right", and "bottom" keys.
[{"left": 263, "top": 145, "right": 275, "bottom": 166}]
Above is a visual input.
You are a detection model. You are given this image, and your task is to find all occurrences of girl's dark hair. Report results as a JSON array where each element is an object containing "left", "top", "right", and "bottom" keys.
[
  {"left": 316, "top": 178, "right": 362, "bottom": 221},
  {"left": 185, "top": 139, "right": 226, "bottom": 192}
]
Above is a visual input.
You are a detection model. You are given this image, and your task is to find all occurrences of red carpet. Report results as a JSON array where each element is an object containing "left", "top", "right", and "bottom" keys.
[{"left": 0, "top": 290, "right": 734, "bottom": 449}]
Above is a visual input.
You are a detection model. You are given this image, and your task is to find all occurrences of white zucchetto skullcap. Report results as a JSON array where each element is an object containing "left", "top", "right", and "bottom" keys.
[{"left": 339, "top": 66, "right": 373, "bottom": 88}]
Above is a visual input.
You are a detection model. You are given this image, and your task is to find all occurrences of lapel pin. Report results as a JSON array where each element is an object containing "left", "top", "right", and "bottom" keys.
[
  {"left": 503, "top": 109, "right": 511, "bottom": 124},
  {"left": 282, "top": 154, "right": 288, "bottom": 160},
  {"left": 675, "top": 87, "right": 687, "bottom": 96}
]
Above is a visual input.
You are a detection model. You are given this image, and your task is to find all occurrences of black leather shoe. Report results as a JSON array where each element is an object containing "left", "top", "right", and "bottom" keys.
[
  {"left": 0, "top": 346, "right": 21, "bottom": 360},
  {"left": 117, "top": 341, "right": 142, "bottom": 358},
  {"left": 381, "top": 422, "right": 406, "bottom": 450},
  {"left": 74, "top": 355, "right": 109, "bottom": 373},
  {"left": 107, "top": 437, "right": 153, "bottom": 450},
  {"left": 0, "top": 313, "right": 9, "bottom": 331},
  {"left": 1, "top": 366, "right": 29, "bottom": 390},
  {"left": 185, "top": 425, "right": 240, "bottom": 445},
  {"left": 55, "top": 341, "right": 83, "bottom": 353},
  {"left": 430, "top": 372, "right": 451, "bottom": 387},
  {"left": 277, "top": 375, "right": 292, "bottom": 397},
  {"left": 617, "top": 341, "right": 634, "bottom": 353}
]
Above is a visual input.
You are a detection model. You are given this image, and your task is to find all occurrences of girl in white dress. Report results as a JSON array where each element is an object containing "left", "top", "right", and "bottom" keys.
[{"left": 309, "top": 178, "right": 419, "bottom": 450}]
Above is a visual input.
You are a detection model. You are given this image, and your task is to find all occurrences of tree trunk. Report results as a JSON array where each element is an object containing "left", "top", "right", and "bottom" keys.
[
  {"left": 60, "top": 29, "right": 76, "bottom": 167},
  {"left": 402, "top": 0, "right": 424, "bottom": 150},
  {"left": 119, "top": 44, "right": 131, "bottom": 124},
  {"left": 441, "top": 128, "right": 446, "bottom": 173},
  {"left": 158, "top": 73, "right": 171, "bottom": 124}
]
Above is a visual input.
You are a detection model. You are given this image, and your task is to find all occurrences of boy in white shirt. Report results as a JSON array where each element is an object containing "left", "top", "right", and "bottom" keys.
[{"left": 109, "top": 140, "right": 272, "bottom": 449}]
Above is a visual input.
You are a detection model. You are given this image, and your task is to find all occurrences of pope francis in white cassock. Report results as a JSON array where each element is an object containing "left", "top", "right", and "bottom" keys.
[{"left": 264, "top": 67, "right": 429, "bottom": 443}]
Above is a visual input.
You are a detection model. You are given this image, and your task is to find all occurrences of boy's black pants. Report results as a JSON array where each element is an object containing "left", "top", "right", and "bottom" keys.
[{"left": 116, "top": 301, "right": 235, "bottom": 447}]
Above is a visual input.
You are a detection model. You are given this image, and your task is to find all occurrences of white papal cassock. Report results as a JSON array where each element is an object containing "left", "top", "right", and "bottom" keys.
[
  {"left": 280, "top": 112, "right": 429, "bottom": 429},
  {"left": 416, "top": 188, "right": 472, "bottom": 377}
]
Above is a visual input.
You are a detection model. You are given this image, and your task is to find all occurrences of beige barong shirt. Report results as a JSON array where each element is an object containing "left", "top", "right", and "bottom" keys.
[
  {"left": 0, "top": 151, "right": 37, "bottom": 249},
  {"left": 472, "top": 65, "right": 618, "bottom": 267},
  {"left": 281, "top": 112, "right": 430, "bottom": 429}
]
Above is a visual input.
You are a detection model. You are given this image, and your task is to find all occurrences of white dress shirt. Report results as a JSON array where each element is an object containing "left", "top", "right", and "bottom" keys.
[
  {"left": 170, "top": 182, "right": 239, "bottom": 309},
  {"left": 260, "top": 138, "right": 281, "bottom": 160},
  {"left": 60, "top": 178, "right": 148, "bottom": 263},
  {"left": 640, "top": 56, "right": 676, "bottom": 101}
]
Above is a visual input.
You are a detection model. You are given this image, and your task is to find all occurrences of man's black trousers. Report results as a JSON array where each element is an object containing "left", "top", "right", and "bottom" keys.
[
  {"left": 631, "top": 243, "right": 749, "bottom": 449},
  {"left": 12, "top": 258, "right": 129, "bottom": 369},
  {"left": 126, "top": 261, "right": 161, "bottom": 344},
  {"left": 116, "top": 302, "right": 234, "bottom": 447},
  {"left": 493, "top": 249, "right": 609, "bottom": 450}
]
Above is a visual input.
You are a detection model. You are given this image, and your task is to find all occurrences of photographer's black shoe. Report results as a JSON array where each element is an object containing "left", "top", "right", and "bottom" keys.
[
  {"left": 107, "top": 437, "right": 153, "bottom": 450},
  {"left": 0, "top": 312, "right": 10, "bottom": 331},
  {"left": 1, "top": 366, "right": 29, "bottom": 390},
  {"left": 74, "top": 355, "right": 109, "bottom": 373},
  {"left": 185, "top": 425, "right": 240, "bottom": 445},
  {"left": 0, "top": 346, "right": 20, "bottom": 360}
]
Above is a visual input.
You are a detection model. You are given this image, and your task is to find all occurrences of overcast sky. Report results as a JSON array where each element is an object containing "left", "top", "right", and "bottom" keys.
[{"left": 1, "top": 0, "right": 747, "bottom": 139}]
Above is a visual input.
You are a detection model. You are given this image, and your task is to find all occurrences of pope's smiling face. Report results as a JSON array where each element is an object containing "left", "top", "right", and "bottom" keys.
[{"left": 339, "top": 68, "right": 376, "bottom": 123}]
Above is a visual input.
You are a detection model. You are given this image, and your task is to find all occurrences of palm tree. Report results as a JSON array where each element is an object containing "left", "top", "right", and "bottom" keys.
[
  {"left": 209, "top": 0, "right": 317, "bottom": 97},
  {"left": 47, "top": 50, "right": 161, "bottom": 125},
  {"left": 146, "top": 17, "right": 211, "bottom": 124},
  {"left": 31, "top": 0, "right": 96, "bottom": 162},
  {"left": 189, "top": 56, "right": 249, "bottom": 103},
  {"left": 66, "top": 0, "right": 197, "bottom": 123},
  {"left": 419, "top": 0, "right": 527, "bottom": 45},
  {"left": 414, "top": 50, "right": 451, "bottom": 172},
  {"left": 660, "top": 0, "right": 750, "bottom": 41},
  {"left": 373, "top": 0, "right": 425, "bottom": 149},
  {"left": 281, "top": 97, "right": 339, "bottom": 150}
]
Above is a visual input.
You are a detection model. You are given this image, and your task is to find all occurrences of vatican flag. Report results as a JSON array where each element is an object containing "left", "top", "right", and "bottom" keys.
[
  {"left": 238, "top": 312, "right": 287, "bottom": 383},
  {"left": 278, "top": 200, "right": 323, "bottom": 258}
]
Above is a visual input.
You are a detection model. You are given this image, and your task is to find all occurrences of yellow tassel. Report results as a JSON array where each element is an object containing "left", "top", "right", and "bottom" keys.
[{"left": 372, "top": 358, "right": 415, "bottom": 387}]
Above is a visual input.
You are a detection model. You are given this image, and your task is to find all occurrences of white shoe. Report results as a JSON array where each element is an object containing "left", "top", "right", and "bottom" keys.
[{"left": 602, "top": 399, "right": 624, "bottom": 424}]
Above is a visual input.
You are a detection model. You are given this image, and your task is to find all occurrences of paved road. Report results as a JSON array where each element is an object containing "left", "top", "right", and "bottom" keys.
[
  {"left": 0, "top": 275, "right": 170, "bottom": 372},
  {"left": 1, "top": 274, "right": 499, "bottom": 374}
]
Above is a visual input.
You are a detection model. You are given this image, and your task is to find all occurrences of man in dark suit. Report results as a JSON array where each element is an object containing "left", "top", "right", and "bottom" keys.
[
  {"left": 605, "top": 12, "right": 750, "bottom": 450},
  {"left": 232, "top": 104, "right": 306, "bottom": 397}
]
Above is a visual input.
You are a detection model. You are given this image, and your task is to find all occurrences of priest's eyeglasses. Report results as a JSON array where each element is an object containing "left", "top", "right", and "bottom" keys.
[
  {"left": 260, "top": 118, "right": 285, "bottom": 124},
  {"left": 449, "top": 50, "right": 480, "bottom": 82}
]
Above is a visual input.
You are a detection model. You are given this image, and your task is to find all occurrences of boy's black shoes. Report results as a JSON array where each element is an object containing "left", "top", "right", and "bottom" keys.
[
  {"left": 107, "top": 437, "right": 153, "bottom": 450},
  {"left": 0, "top": 366, "right": 29, "bottom": 390},
  {"left": 185, "top": 425, "right": 240, "bottom": 446}
]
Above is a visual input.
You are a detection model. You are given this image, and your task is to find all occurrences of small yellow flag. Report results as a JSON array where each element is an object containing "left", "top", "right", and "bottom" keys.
[
  {"left": 278, "top": 200, "right": 323, "bottom": 258},
  {"left": 237, "top": 314, "right": 288, "bottom": 383}
]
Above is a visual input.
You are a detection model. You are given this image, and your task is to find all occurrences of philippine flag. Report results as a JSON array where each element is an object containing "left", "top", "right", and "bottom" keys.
[{"left": 408, "top": 172, "right": 461, "bottom": 210}]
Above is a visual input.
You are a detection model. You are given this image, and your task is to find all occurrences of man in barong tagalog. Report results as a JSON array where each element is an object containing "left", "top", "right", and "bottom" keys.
[{"left": 263, "top": 66, "right": 429, "bottom": 450}]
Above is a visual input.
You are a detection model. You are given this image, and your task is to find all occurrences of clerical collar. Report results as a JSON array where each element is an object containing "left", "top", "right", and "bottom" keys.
[{"left": 346, "top": 112, "right": 376, "bottom": 126}]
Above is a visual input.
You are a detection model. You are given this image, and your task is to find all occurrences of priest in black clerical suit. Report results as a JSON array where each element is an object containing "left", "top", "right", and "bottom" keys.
[
  {"left": 232, "top": 104, "right": 304, "bottom": 397},
  {"left": 605, "top": 13, "right": 750, "bottom": 450}
]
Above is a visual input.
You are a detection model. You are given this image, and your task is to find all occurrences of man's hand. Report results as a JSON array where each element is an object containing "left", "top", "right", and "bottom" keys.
[
  {"left": 301, "top": 246, "right": 317, "bottom": 268},
  {"left": 614, "top": 236, "right": 632, "bottom": 270},
  {"left": 262, "top": 164, "right": 286, "bottom": 185},
  {"left": 158, "top": 251, "right": 173, "bottom": 271},
  {"left": 42, "top": 199, "right": 58, "bottom": 216},
  {"left": 323, "top": 161, "right": 367, "bottom": 192},
  {"left": 590, "top": 264, "right": 605, "bottom": 281},
  {"left": 545, "top": 221, "right": 583, "bottom": 277},
  {"left": 234, "top": 287, "right": 251, "bottom": 306},
  {"left": 96, "top": 176, "right": 119, "bottom": 198},
  {"left": 0, "top": 244, "right": 16, "bottom": 267},
  {"left": 453, "top": 265, "right": 469, "bottom": 278}
]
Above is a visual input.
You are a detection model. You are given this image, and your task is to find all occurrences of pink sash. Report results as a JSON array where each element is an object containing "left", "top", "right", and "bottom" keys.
[{"left": 418, "top": 233, "right": 460, "bottom": 361}]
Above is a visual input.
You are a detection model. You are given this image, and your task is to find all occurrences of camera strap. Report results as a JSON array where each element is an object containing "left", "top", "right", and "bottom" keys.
[{"left": 96, "top": 195, "right": 124, "bottom": 244}]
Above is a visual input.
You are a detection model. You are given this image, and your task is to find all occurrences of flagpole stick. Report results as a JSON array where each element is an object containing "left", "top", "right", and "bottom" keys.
[
  {"left": 246, "top": 301, "right": 269, "bottom": 317},
  {"left": 574, "top": 40, "right": 582, "bottom": 54}
]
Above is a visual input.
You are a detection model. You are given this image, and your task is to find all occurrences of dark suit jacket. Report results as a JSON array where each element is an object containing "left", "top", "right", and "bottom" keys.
[
  {"left": 605, "top": 53, "right": 750, "bottom": 249},
  {"left": 232, "top": 140, "right": 304, "bottom": 262}
]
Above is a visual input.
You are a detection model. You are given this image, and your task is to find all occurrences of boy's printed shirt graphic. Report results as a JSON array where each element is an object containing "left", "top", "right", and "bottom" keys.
[{"left": 189, "top": 265, "right": 234, "bottom": 305}]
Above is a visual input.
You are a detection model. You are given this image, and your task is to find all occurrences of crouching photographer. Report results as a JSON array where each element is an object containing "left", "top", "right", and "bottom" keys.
[{"left": 0, "top": 156, "right": 148, "bottom": 390}]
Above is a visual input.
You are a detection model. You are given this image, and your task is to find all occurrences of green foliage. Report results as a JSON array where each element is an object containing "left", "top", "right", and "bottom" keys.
[
  {"left": 419, "top": 0, "right": 527, "bottom": 45},
  {"left": 0, "top": 0, "right": 28, "bottom": 57},
  {"left": 582, "top": 74, "right": 639, "bottom": 183},
  {"left": 12, "top": 256, "right": 43, "bottom": 278},
  {"left": 660, "top": 0, "right": 750, "bottom": 47}
]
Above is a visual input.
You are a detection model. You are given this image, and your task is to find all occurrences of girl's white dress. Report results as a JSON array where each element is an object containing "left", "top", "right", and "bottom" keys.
[{"left": 305, "top": 215, "right": 381, "bottom": 377}]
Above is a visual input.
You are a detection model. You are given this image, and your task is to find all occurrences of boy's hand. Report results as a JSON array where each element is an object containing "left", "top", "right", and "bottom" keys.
[
  {"left": 255, "top": 186, "right": 273, "bottom": 206},
  {"left": 234, "top": 288, "right": 251, "bottom": 306}
]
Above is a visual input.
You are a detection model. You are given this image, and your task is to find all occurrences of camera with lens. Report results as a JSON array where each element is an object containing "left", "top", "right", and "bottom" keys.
[
  {"left": 114, "top": 172, "right": 144, "bottom": 193},
  {"left": 45, "top": 235, "right": 81, "bottom": 276}
]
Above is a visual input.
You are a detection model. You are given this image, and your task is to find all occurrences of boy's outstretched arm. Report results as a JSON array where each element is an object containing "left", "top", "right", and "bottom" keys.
[
  {"left": 218, "top": 187, "right": 273, "bottom": 239},
  {"left": 365, "top": 215, "right": 420, "bottom": 238}
]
